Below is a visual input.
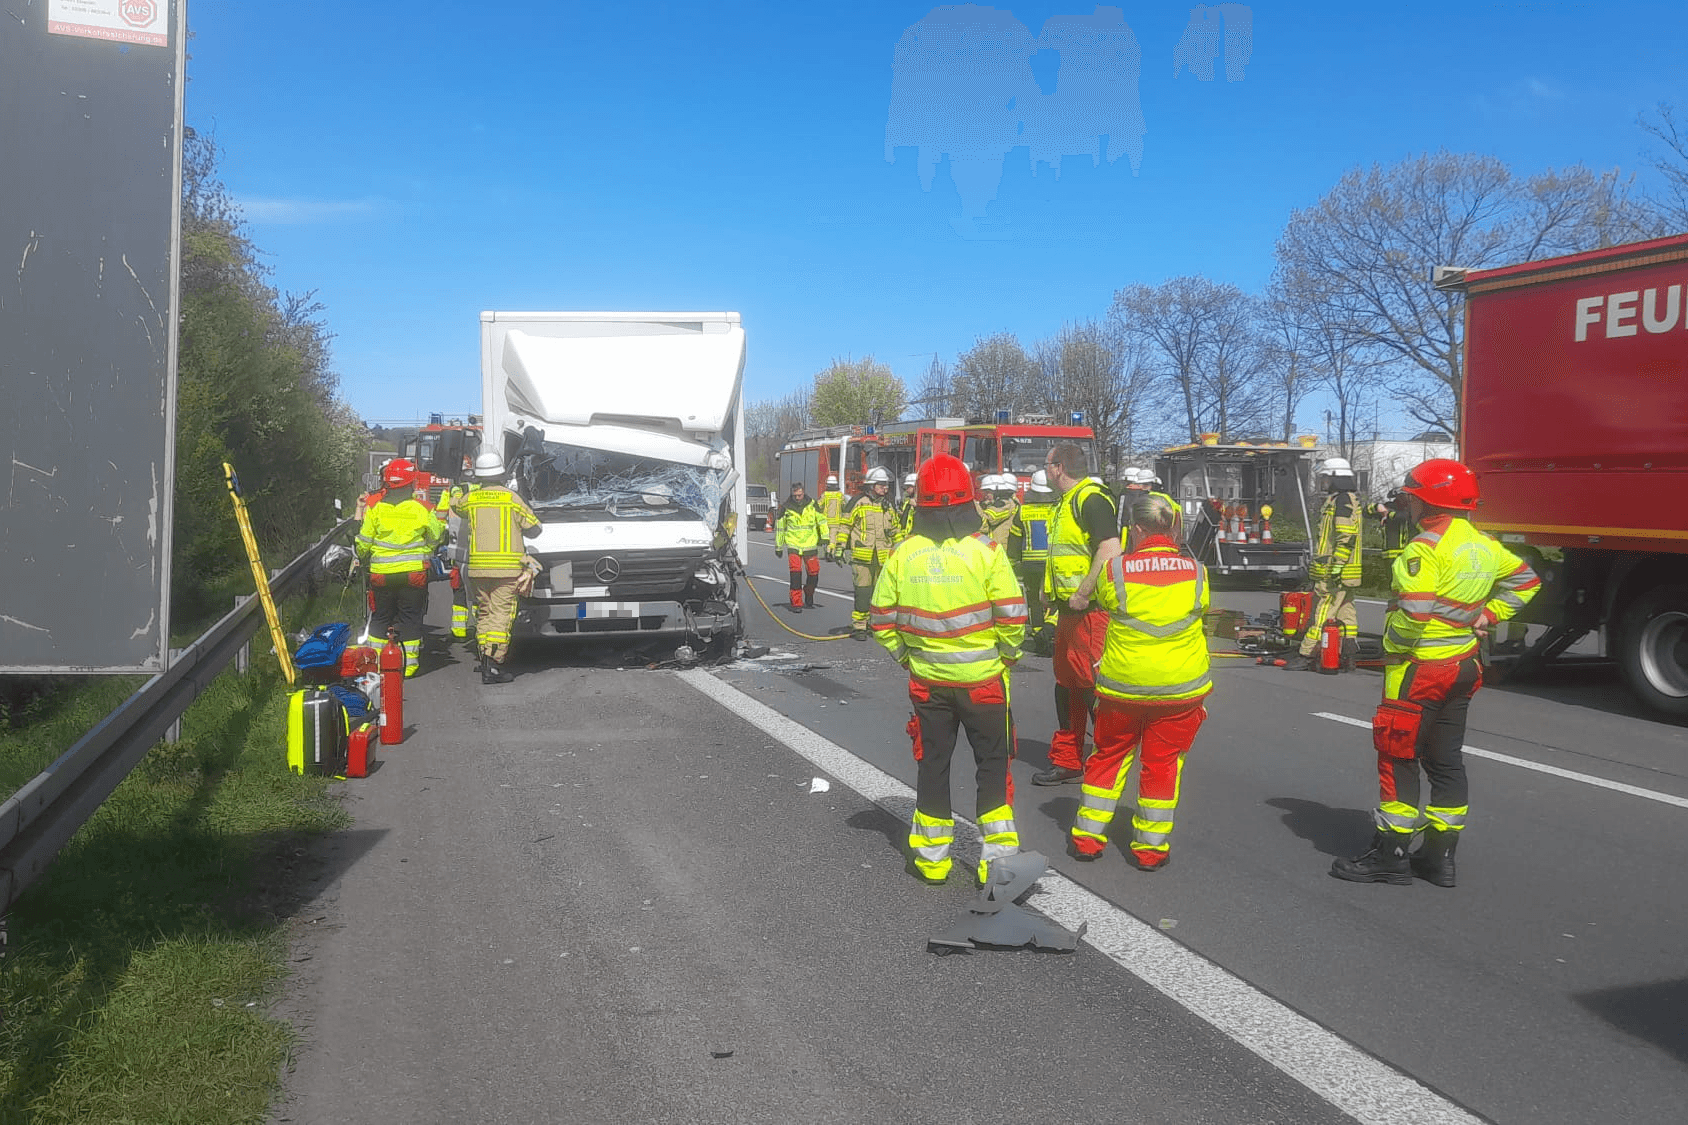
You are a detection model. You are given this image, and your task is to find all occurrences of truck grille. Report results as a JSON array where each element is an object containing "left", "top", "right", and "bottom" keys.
[{"left": 536, "top": 546, "right": 708, "bottom": 600}]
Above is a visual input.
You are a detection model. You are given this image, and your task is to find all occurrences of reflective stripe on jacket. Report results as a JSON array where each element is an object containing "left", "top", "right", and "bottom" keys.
[
  {"left": 1384, "top": 515, "right": 1540, "bottom": 662},
  {"left": 978, "top": 500, "right": 1018, "bottom": 546},
  {"left": 819, "top": 490, "right": 846, "bottom": 528},
  {"left": 776, "top": 499, "right": 829, "bottom": 552},
  {"left": 869, "top": 531, "right": 1027, "bottom": 687},
  {"left": 1009, "top": 500, "right": 1055, "bottom": 564},
  {"left": 1093, "top": 539, "right": 1212, "bottom": 703},
  {"left": 458, "top": 485, "right": 539, "bottom": 576},
  {"left": 356, "top": 498, "right": 444, "bottom": 575},
  {"left": 1045, "top": 477, "right": 1115, "bottom": 602},
  {"left": 1311, "top": 491, "right": 1362, "bottom": 584},
  {"left": 839, "top": 495, "right": 902, "bottom": 562}
]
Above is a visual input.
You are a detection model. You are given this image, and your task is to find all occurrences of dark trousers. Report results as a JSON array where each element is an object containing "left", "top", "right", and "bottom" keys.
[
  {"left": 907, "top": 677, "right": 1014, "bottom": 820},
  {"left": 1017, "top": 563, "right": 1047, "bottom": 632},
  {"left": 1378, "top": 657, "right": 1482, "bottom": 826},
  {"left": 369, "top": 582, "right": 427, "bottom": 646}
]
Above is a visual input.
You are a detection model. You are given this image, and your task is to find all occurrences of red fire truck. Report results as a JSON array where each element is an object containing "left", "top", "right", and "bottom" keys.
[
  {"left": 1438, "top": 233, "right": 1688, "bottom": 717},
  {"left": 774, "top": 425, "right": 877, "bottom": 499},
  {"left": 402, "top": 414, "right": 483, "bottom": 504},
  {"left": 874, "top": 416, "right": 1098, "bottom": 493}
]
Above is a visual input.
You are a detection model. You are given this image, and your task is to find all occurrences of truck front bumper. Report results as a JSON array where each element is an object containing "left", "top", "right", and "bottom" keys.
[{"left": 513, "top": 598, "right": 740, "bottom": 639}]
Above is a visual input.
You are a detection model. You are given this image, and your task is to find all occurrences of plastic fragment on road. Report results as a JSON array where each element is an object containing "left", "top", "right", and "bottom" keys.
[
  {"left": 808, "top": 777, "right": 831, "bottom": 794},
  {"left": 927, "top": 851, "right": 1086, "bottom": 954}
]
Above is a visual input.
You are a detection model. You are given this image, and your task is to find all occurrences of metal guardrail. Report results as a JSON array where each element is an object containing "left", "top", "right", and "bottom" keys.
[{"left": 0, "top": 520, "right": 357, "bottom": 913}]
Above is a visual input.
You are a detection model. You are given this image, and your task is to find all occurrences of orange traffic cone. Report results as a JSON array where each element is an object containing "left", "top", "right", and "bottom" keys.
[{"left": 1260, "top": 503, "right": 1275, "bottom": 543}]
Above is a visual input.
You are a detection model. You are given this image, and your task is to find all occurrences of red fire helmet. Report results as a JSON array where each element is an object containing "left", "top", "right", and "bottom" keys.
[
  {"left": 917, "top": 453, "right": 975, "bottom": 508},
  {"left": 382, "top": 457, "right": 418, "bottom": 490},
  {"left": 1399, "top": 458, "right": 1479, "bottom": 511}
]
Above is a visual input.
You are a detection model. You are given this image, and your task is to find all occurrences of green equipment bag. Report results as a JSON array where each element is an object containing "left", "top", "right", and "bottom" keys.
[{"left": 287, "top": 688, "right": 350, "bottom": 777}]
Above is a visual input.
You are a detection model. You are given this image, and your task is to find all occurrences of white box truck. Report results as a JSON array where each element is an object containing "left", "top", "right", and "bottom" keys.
[{"left": 479, "top": 311, "right": 748, "bottom": 654}]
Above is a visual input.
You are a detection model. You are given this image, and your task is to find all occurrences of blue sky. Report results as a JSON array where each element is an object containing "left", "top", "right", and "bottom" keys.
[{"left": 184, "top": 1, "right": 1688, "bottom": 430}]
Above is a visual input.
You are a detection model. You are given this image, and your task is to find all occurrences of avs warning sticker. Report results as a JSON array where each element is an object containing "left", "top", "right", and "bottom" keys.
[{"left": 48, "top": 0, "right": 168, "bottom": 47}]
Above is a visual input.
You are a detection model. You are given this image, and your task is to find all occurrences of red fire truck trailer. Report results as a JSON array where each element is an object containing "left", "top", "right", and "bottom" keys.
[
  {"left": 1439, "top": 233, "right": 1688, "bottom": 718},
  {"left": 775, "top": 425, "right": 877, "bottom": 500},
  {"left": 874, "top": 418, "right": 1098, "bottom": 494}
]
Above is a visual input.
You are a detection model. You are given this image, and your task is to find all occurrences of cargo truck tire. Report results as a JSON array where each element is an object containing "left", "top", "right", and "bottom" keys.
[{"left": 1616, "top": 584, "right": 1688, "bottom": 720}]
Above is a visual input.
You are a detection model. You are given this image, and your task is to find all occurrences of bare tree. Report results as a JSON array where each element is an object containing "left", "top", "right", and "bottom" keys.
[
  {"left": 1111, "top": 276, "right": 1267, "bottom": 443},
  {"left": 1276, "top": 150, "right": 1661, "bottom": 438},
  {"left": 745, "top": 387, "right": 811, "bottom": 485},
  {"left": 1035, "top": 320, "right": 1164, "bottom": 474},
  {"left": 1639, "top": 102, "right": 1688, "bottom": 230},
  {"left": 908, "top": 353, "right": 954, "bottom": 417},
  {"left": 1259, "top": 279, "right": 1316, "bottom": 442},
  {"left": 951, "top": 332, "right": 1039, "bottom": 419}
]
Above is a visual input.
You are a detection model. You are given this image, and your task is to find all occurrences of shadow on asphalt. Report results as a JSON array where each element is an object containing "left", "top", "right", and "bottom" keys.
[
  {"left": 1487, "top": 662, "right": 1688, "bottom": 727},
  {"left": 846, "top": 806, "right": 908, "bottom": 854},
  {"left": 1265, "top": 796, "right": 1375, "bottom": 857},
  {"left": 1035, "top": 793, "right": 1081, "bottom": 833},
  {"left": 1574, "top": 978, "right": 1688, "bottom": 1065}
]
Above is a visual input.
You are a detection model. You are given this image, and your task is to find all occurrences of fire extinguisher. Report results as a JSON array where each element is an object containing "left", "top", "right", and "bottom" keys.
[
  {"left": 1315, "top": 621, "right": 1343, "bottom": 674},
  {"left": 379, "top": 627, "right": 405, "bottom": 745}
]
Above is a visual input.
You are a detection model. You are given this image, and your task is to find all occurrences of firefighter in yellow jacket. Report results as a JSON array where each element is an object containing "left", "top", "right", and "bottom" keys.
[
  {"left": 457, "top": 452, "right": 541, "bottom": 684},
  {"left": 355, "top": 459, "right": 445, "bottom": 677},
  {"left": 1007, "top": 470, "right": 1057, "bottom": 651},
  {"left": 871, "top": 454, "right": 1027, "bottom": 886},
  {"left": 976, "top": 473, "right": 1019, "bottom": 545},
  {"left": 1332, "top": 459, "right": 1539, "bottom": 888},
  {"left": 775, "top": 481, "right": 828, "bottom": 611},
  {"left": 1070, "top": 493, "right": 1211, "bottom": 870},
  {"left": 818, "top": 475, "right": 846, "bottom": 561},
  {"left": 836, "top": 466, "right": 902, "bottom": 640},
  {"left": 1292, "top": 457, "right": 1362, "bottom": 670}
]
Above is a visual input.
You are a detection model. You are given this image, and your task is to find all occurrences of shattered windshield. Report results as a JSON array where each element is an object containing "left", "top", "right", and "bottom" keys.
[{"left": 518, "top": 441, "right": 729, "bottom": 526}]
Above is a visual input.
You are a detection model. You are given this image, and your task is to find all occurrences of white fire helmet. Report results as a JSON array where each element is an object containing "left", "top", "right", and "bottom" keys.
[
  {"left": 864, "top": 466, "right": 893, "bottom": 486},
  {"left": 1028, "top": 470, "right": 1055, "bottom": 495},
  {"left": 1317, "top": 457, "right": 1355, "bottom": 479},
  {"left": 473, "top": 451, "right": 506, "bottom": 479}
]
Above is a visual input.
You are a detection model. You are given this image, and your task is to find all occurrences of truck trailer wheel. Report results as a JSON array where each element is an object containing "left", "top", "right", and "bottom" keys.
[{"left": 1617, "top": 584, "right": 1688, "bottom": 720}]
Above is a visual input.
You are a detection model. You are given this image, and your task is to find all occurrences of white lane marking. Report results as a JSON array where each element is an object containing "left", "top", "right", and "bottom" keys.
[
  {"left": 752, "top": 573, "right": 853, "bottom": 602},
  {"left": 679, "top": 669, "right": 1481, "bottom": 1125},
  {"left": 1314, "top": 712, "right": 1688, "bottom": 810}
]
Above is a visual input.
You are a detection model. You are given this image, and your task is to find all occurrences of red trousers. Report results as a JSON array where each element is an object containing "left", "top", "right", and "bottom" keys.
[
  {"left": 786, "top": 551, "right": 820, "bottom": 607},
  {"left": 1075, "top": 696, "right": 1207, "bottom": 859},
  {"left": 1048, "top": 608, "right": 1108, "bottom": 769}
]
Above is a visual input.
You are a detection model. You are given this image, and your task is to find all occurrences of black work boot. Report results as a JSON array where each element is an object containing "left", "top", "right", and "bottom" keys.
[
  {"left": 1410, "top": 828, "right": 1459, "bottom": 887},
  {"left": 1330, "top": 830, "right": 1413, "bottom": 884},
  {"left": 1340, "top": 638, "right": 1358, "bottom": 672},
  {"left": 482, "top": 659, "right": 514, "bottom": 684}
]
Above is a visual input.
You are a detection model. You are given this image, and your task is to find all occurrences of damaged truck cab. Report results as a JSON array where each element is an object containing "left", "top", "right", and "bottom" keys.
[{"left": 479, "top": 312, "right": 748, "bottom": 653}]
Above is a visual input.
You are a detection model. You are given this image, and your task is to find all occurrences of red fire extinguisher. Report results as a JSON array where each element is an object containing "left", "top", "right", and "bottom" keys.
[
  {"left": 379, "top": 627, "right": 405, "bottom": 745},
  {"left": 1315, "top": 621, "right": 1343, "bottom": 674}
]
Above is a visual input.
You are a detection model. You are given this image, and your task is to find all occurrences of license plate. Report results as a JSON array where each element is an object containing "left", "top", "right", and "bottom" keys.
[{"left": 577, "top": 602, "right": 639, "bottom": 619}]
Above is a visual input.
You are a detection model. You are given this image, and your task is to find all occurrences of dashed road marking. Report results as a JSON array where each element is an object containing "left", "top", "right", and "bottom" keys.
[
  {"left": 679, "top": 668, "right": 1483, "bottom": 1125},
  {"left": 1314, "top": 711, "right": 1688, "bottom": 810}
]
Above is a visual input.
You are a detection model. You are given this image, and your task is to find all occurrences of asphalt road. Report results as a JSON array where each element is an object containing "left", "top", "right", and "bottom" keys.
[{"left": 271, "top": 537, "right": 1688, "bottom": 1124}]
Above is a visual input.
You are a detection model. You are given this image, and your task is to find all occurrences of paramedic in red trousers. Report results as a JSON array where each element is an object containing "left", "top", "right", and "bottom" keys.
[
  {"left": 870, "top": 454, "right": 1027, "bottom": 885},
  {"left": 775, "top": 481, "right": 828, "bottom": 612},
  {"left": 1033, "top": 442, "right": 1121, "bottom": 785},
  {"left": 1070, "top": 494, "right": 1211, "bottom": 870},
  {"left": 355, "top": 459, "right": 445, "bottom": 677},
  {"left": 1331, "top": 459, "right": 1539, "bottom": 888}
]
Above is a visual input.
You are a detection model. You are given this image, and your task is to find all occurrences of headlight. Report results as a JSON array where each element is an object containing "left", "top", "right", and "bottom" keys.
[{"left": 693, "top": 563, "right": 727, "bottom": 587}]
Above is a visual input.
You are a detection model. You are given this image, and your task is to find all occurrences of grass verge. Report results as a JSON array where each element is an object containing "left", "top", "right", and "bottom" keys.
[{"left": 0, "top": 589, "right": 354, "bottom": 1124}]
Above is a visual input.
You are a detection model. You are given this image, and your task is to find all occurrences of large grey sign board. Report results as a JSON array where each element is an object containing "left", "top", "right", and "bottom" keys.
[{"left": 1, "top": 0, "right": 185, "bottom": 671}]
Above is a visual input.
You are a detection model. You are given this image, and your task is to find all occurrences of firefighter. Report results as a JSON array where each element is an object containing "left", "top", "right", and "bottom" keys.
[
  {"left": 354, "top": 456, "right": 416, "bottom": 520},
  {"left": 1376, "top": 488, "right": 1410, "bottom": 564},
  {"left": 1070, "top": 493, "right": 1211, "bottom": 870},
  {"left": 898, "top": 473, "right": 918, "bottom": 534},
  {"left": 457, "top": 451, "right": 541, "bottom": 684},
  {"left": 818, "top": 474, "right": 846, "bottom": 561},
  {"left": 870, "top": 453, "right": 1026, "bottom": 885},
  {"left": 1008, "top": 470, "right": 1056, "bottom": 650},
  {"left": 1290, "top": 457, "right": 1362, "bottom": 671},
  {"left": 1034, "top": 442, "right": 1121, "bottom": 785},
  {"left": 1331, "top": 459, "right": 1539, "bottom": 888},
  {"left": 837, "top": 466, "right": 901, "bottom": 640},
  {"left": 774, "top": 481, "right": 828, "bottom": 612},
  {"left": 441, "top": 476, "right": 483, "bottom": 642},
  {"left": 355, "top": 459, "right": 445, "bottom": 677},
  {"left": 976, "top": 473, "right": 1019, "bottom": 545}
]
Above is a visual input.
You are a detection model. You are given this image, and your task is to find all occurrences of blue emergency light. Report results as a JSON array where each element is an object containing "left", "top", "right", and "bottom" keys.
[
  {"left": 1069, "top": 411, "right": 1083, "bottom": 425},
  {"left": 995, "top": 410, "right": 1010, "bottom": 424}
]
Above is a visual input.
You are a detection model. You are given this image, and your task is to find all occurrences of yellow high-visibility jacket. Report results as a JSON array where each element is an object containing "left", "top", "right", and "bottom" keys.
[
  {"left": 1093, "top": 539, "right": 1212, "bottom": 704},
  {"left": 978, "top": 500, "right": 1018, "bottom": 546},
  {"left": 458, "top": 486, "right": 539, "bottom": 577},
  {"left": 776, "top": 498, "right": 829, "bottom": 552},
  {"left": 837, "top": 495, "right": 902, "bottom": 562},
  {"left": 1046, "top": 478, "right": 1115, "bottom": 603},
  {"left": 870, "top": 532, "right": 1027, "bottom": 687},
  {"left": 357, "top": 497, "right": 444, "bottom": 575},
  {"left": 1384, "top": 516, "right": 1540, "bottom": 663},
  {"left": 1311, "top": 491, "right": 1362, "bottom": 585},
  {"left": 819, "top": 490, "right": 846, "bottom": 529}
]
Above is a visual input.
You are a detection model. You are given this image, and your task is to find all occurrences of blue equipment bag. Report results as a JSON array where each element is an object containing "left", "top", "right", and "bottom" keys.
[{"left": 294, "top": 623, "right": 353, "bottom": 670}]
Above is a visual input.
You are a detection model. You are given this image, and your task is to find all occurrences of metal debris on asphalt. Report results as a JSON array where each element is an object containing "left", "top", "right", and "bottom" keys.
[{"left": 927, "top": 851, "right": 1086, "bottom": 954}]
